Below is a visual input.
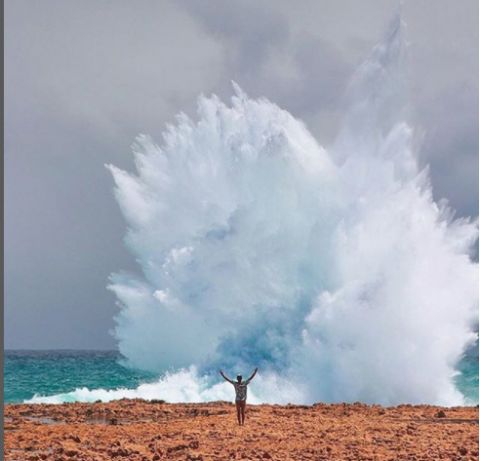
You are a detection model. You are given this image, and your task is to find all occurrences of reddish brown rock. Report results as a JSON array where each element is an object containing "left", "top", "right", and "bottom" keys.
[{"left": 4, "top": 401, "right": 478, "bottom": 461}]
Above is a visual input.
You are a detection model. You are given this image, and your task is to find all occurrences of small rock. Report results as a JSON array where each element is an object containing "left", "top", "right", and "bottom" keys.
[
  {"left": 435, "top": 410, "right": 446, "bottom": 418},
  {"left": 458, "top": 447, "right": 468, "bottom": 456},
  {"left": 187, "top": 454, "right": 203, "bottom": 461},
  {"left": 109, "top": 447, "right": 130, "bottom": 457}
]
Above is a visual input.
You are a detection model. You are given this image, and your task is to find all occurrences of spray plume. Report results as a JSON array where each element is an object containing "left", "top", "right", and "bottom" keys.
[{"left": 29, "top": 15, "right": 478, "bottom": 405}]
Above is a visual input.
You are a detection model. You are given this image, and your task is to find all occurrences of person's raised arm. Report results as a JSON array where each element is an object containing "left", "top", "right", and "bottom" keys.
[
  {"left": 246, "top": 367, "right": 258, "bottom": 384},
  {"left": 219, "top": 370, "right": 235, "bottom": 384}
]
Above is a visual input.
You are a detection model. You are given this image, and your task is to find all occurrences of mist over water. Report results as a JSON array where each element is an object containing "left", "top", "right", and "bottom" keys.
[{"left": 29, "top": 16, "right": 478, "bottom": 405}]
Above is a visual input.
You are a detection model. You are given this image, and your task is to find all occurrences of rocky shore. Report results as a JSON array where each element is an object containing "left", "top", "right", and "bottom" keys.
[{"left": 4, "top": 400, "right": 478, "bottom": 460}]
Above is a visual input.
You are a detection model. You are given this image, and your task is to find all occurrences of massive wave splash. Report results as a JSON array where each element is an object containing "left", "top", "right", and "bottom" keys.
[{"left": 30, "top": 16, "right": 478, "bottom": 405}]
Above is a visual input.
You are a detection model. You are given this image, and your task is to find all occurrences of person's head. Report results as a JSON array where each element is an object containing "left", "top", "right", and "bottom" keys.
[{"left": 236, "top": 375, "right": 242, "bottom": 383}]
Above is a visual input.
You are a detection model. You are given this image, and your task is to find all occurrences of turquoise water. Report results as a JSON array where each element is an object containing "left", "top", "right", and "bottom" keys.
[
  {"left": 454, "top": 344, "right": 479, "bottom": 404},
  {"left": 4, "top": 350, "right": 157, "bottom": 403},
  {"left": 4, "top": 348, "right": 478, "bottom": 404}
]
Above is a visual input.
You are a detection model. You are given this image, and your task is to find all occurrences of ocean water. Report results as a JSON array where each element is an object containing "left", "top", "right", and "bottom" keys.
[
  {"left": 4, "top": 348, "right": 478, "bottom": 405},
  {"left": 4, "top": 350, "right": 156, "bottom": 404},
  {"left": 455, "top": 345, "right": 479, "bottom": 404}
]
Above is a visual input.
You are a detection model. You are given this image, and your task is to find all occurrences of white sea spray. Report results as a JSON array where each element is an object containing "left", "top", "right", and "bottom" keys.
[{"left": 28, "top": 15, "right": 478, "bottom": 406}]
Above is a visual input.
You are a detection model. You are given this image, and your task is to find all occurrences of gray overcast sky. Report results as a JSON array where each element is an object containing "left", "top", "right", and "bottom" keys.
[{"left": 5, "top": 0, "right": 478, "bottom": 349}]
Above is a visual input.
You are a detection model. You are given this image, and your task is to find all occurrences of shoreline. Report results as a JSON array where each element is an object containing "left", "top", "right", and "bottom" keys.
[
  {"left": 5, "top": 400, "right": 478, "bottom": 460},
  {"left": 4, "top": 399, "right": 480, "bottom": 408}
]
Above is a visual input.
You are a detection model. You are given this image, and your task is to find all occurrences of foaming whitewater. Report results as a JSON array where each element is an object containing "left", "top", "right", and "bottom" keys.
[{"left": 28, "top": 17, "right": 478, "bottom": 405}]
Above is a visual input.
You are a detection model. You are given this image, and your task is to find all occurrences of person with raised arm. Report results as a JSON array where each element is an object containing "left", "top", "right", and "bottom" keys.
[{"left": 219, "top": 368, "right": 258, "bottom": 425}]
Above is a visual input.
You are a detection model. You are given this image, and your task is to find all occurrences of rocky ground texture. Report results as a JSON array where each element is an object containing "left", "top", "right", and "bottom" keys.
[{"left": 4, "top": 400, "right": 478, "bottom": 460}]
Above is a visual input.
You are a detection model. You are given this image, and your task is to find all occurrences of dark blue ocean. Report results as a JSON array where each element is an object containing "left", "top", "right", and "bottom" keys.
[{"left": 5, "top": 348, "right": 478, "bottom": 405}]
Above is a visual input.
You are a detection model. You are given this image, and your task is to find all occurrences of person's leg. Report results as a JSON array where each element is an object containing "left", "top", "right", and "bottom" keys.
[
  {"left": 240, "top": 400, "right": 246, "bottom": 425},
  {"left": 235, "top": 401, "right": 242, "bottom": 425}
]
